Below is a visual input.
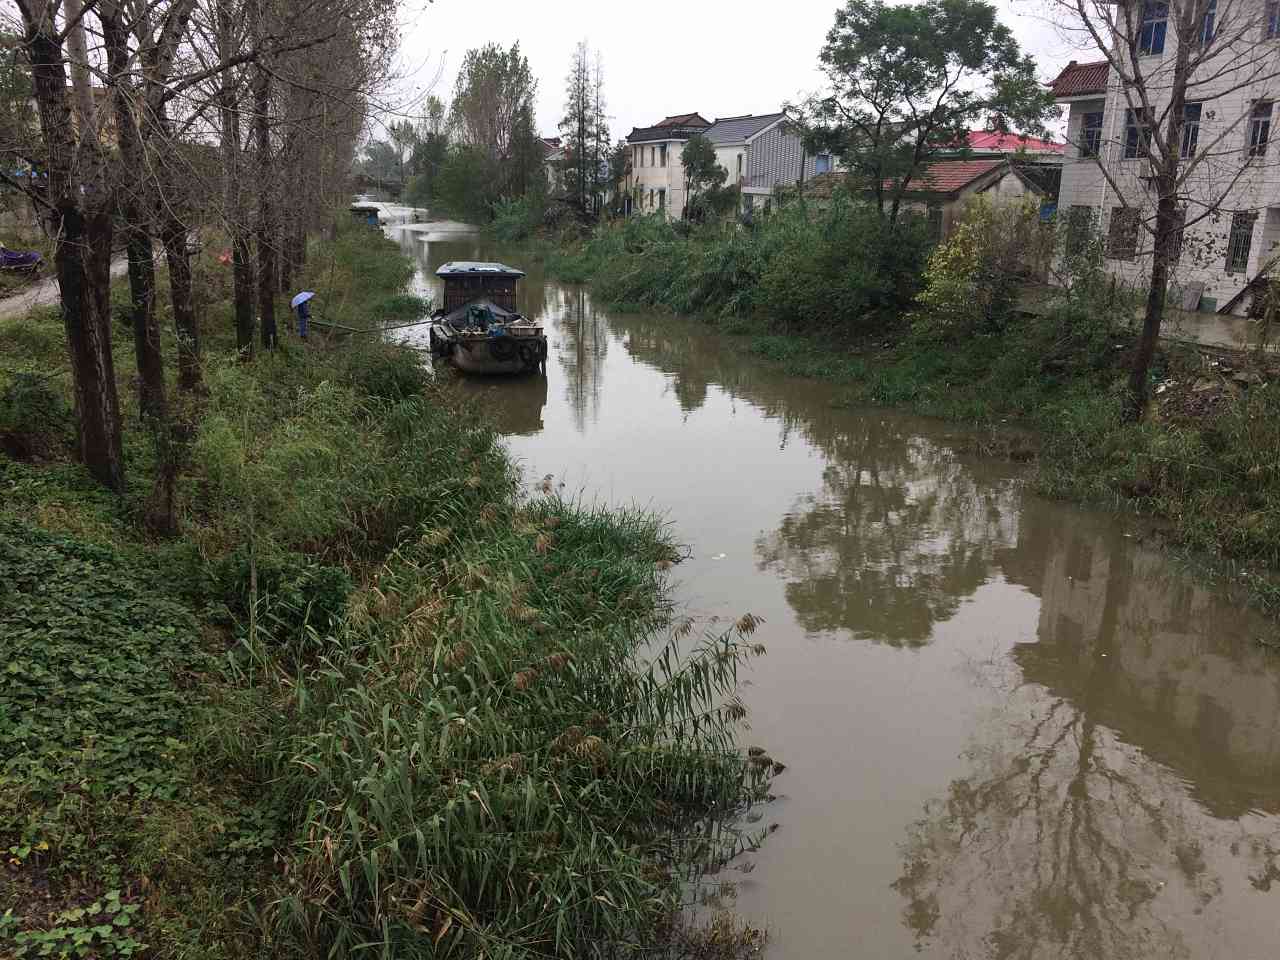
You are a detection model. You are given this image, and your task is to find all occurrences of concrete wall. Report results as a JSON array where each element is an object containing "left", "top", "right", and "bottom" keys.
[
  {"left": 1056, "top": 2, "right": 1280, "bottom": 314},
  {"left": 713, "top": 144, "right": 746, "bottom": 188}
]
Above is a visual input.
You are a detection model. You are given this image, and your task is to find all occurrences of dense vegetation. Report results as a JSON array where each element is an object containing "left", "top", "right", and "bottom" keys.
[
  {"left": 531, "top": 195, "right": 1280, "bottom": 610},
  {"left": 0, "top": 225, "right": 772, "bottom": 958}
]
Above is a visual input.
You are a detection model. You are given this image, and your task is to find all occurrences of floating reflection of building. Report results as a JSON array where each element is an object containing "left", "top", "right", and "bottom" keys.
[{"left": 895, "top": 513, "right": 1280, "bottom": 959}]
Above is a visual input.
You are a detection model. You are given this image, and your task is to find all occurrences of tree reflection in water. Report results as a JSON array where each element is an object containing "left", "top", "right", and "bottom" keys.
[
  {"left": 894, "top": 519, "right": 1280, "bottom": 958},
  {"left": 754, "top": 433, "right": 1018, "bottom": 646},
  {"left": 549, "top": 285, "right": 608, "bottom": 431}
]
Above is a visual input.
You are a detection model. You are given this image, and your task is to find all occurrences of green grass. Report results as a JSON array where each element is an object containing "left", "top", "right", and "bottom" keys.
[{"left": 0, "top": 219, "right": 772, "bottom": 959}]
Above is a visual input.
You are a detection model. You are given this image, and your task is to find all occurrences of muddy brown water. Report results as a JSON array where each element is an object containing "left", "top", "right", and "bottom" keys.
[{"left": 389, "top": 220, "right": 1280, "bottom": 959}]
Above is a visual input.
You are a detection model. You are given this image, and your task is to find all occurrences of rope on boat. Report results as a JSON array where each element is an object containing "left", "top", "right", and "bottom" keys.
[{"left": 311, "top": 317, "right": 436, "bottom": 335}]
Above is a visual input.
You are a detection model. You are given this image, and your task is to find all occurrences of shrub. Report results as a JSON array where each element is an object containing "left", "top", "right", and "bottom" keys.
[
  {"left": 489, "top": 194, "right": 548, "bottom": 243},
  {"left": 916, "top": 196, "right": 1053, "bottom": 339},
  {"left": 0, "top": 372, "right": 73, "bottom": 460},
  {"left": 209, "top": 547, "right": 353, "bottom": 641},
  {"left": 756, "top": 199, "right": 930, "bottom": 331}
]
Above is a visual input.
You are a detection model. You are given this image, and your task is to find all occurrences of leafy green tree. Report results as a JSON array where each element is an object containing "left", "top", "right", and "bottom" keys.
[
  {"left": 681, "top": 133, "right": 730, "bottom": 221},
  {"left": 559, "top": 41, "right": 595, "bottom": 214},
  {"left": 356, "top": 140, "right": 401, "bottom": 191},
  {"left": 446, "top": 43, "right": 541, "bottom": 216},
  {"left": 387, "top": 120, "right": 418, "bottom": 191},
  {"left": 433, "top": 145, "right": 499, "bottom": 222},
  {"left": 801, "top": 0, "right": 1053, "bottom": 226}
]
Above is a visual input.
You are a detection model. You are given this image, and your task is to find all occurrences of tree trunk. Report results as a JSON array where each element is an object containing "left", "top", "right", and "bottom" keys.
[
  {"left": 216, "top": 10, "right": 255, "bottom": 358},
  {"left": 21, "top": 18, "right": 124, "bottom": 492},
  {"left": 255, "top": 63, "right": 278, "bottom": 349},
  {"left": 60, "top": 207, "right": 125, "bottom": 492},
  {"left": 233, "top": 234, "right": 255, "bottom": 353},
  {"left": 1127, "top": 193, "right": 1177, "bottom": 421},
  {"left": 161, "top": 220, "right": 201, "bottom": 390},
  {"left": 103, "top": 6, "right": 167, "bottom": 424}
]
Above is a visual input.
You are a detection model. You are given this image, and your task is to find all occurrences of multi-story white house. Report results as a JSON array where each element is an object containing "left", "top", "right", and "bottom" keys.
[
  {"left": 624, "top": 112, "right": 710, "bottom": 217},
  {"left": 1051, "top": 2, "right": 1280, "bottom": 315},
  {"left": 702, "top": 112, "right": 837, "bottom": 212}
]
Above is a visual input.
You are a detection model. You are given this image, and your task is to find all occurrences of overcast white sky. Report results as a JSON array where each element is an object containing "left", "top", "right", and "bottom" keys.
[{"left": 391, "top": 0, "right": 1090, "bottom": 142}]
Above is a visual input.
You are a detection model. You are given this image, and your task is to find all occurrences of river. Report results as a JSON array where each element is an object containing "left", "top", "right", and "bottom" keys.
[{"left": 387, "top": 216, "right": 1280, "bottom": 959}]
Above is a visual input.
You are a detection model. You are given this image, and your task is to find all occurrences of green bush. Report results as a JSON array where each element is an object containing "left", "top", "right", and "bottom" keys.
[
  {"left": 546, "top": 200, "right": 928, "bottom": 331},
  {"left": 0, "top": 372, "right": 73, "bottom": 460},
  {"left": 915, "top": 196, "right": 1053, "bottom": 339},
  {"left": 489, "top": 194, "right": 547, "bottom": 243},
  {"left": 209, "top": 547, "right": 353, "bottom": 641},
  {"left": 756, "top": 199, "right": 930, "bottom": 330}
]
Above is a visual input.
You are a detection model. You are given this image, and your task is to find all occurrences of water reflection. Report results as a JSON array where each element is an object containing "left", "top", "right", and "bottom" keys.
[
  {"left": 755, "top": 442, "right": 1017, "bottom": 646},
  {"left": 387, "top": 223, "right": 1280, "bottom": 959},
  {"left": 895, "top": 515, "right": 1280, "bottom": 958},
  {"left": 550, "top": 286, "right": 608, "bottom": 431},
  {"left": 451, "top": 374, "right": 548, "bottom": 436}
]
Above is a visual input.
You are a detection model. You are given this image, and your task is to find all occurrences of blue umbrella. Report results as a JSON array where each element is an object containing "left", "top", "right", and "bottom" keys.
[{"left": 290, "top": 291, "right": 316, "bottom": 309}]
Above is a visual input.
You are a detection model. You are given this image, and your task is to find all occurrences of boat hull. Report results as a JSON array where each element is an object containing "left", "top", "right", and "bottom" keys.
[{"left": 429, "top": 323, "right": 547, "bottom": 375}]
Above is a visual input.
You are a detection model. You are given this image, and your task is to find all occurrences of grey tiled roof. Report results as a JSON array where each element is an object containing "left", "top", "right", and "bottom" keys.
[
  {"left": 704, "top": 113, "right": 787, "bottom": 145},
  {"left": 436, "top": 261, "right": 525, "bottom": 278}
]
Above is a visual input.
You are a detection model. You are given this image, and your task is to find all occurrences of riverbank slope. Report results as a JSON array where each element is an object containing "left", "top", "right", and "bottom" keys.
[{"left": 0, "top": 223, "right": 768, "bottom": 958}]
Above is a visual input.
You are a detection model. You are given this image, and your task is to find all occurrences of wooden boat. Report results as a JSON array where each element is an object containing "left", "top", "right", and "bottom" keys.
[{"left": 427, "top": 261, "right": 547, "bottom": 375}]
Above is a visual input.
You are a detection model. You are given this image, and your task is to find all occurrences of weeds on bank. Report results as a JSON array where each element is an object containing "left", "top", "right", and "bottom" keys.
[{"left": 1, "top": 219, "right": 774, "bottom": 958}]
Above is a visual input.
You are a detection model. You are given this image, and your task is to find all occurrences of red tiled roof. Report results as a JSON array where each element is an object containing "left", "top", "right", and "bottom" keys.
[
  {"left": 1048, "top": 60, "right": 1109, "bottom": 98},
  {"left": 893, "top": 158, "right": 1006, "bottom": 195},
  {"left": 966, "top": 130, "right": 1063, "bottom": 153}
]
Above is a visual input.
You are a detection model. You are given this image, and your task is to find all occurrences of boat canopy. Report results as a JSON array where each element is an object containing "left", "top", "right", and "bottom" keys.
[{"left": 436, "top": 261, "right": 526, "bottom": 279}]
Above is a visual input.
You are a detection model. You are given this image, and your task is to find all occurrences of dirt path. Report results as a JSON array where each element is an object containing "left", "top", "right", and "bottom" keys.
[{"left": 0, "top": 257, "right": 129, "bottom": 321}]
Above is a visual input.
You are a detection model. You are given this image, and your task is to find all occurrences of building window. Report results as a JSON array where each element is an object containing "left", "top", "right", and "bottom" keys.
[
  {"left": 1198, "top": 0, "right": 1216, "bottom": 44},
  {"left": 1268, "top": 1, "right": 1280, "bottom": 39},
  {"left": 635, "top": 146, "right": 642, "bottom": 168},
  {"left": 1080, "top": 111, "right": 1103, "bottom": 157},
  {"left": 1065, "top": 205, "right": 1097, "bottom": 258},
  {"left": 737, "top": 153, "right": 743, "bottom": 177},
  {"left": 1123, "top": 108, "right": 1151, "bottom": 159},
  {"left": 1226, "top": 211, "right": 1257, "bottom": 273},
  {"left": 659, "top": 144, "right": 667, "bottom": 168},
  {"left": 815, "top": 153, "right": 832, "bottom": 173},
  {"left": 648, "top": 188, "right": 654, "bottom": 208},
  {"left": 1181, "top": 103, "right": 1202, "bottom": 158},
  {"left": 1139, "top": 1, "right": 1168, "bottom": 55},
  {"left": 1107, "top": 206, "right": 1140, "bottom": 260},
  {"left": 1167, "top": 208, "right": 1186, "bottom": 262},
  {"left": 658, "top": 188, "right": 666, "bottom": 210},
  {"left": 926, "top": 204, "right": 943, "bottom": 242},
  {"left": 1249, "top": 100, "right": 1273, "bottom": 157}
]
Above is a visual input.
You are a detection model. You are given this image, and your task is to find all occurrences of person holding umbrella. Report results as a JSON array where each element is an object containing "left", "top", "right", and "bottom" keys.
[{"left": 291, "top": 290, "right": 315, "bottom": 340}]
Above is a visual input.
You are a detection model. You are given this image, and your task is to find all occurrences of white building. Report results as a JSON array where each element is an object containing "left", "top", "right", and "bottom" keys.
[
  {"left": 1050, "top": 4, "right": 1280, "bottom": 316},
  {"left": 624, "top": 112, "right": 710, "bottom": 217},
  {"left": 702, "top": 112, "right": 837, "bottom": 212}
]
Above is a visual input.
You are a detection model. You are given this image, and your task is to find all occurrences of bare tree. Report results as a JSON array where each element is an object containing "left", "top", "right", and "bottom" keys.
[
  {"left": 1055, "top": 0, "right": 1280, "bottom": 417},
  {"left": 13, "top": 0, "right": 125, "bottom": 491}
]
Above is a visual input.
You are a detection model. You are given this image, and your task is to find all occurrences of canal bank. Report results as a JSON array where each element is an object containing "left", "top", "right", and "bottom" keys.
[{"left": 391, "top": 216, "right": 1280, "bottom": 960}]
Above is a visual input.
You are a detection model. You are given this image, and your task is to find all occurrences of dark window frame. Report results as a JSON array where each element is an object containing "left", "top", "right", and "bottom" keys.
[
  {"left": 1181, "top": 102, "right": 1202, "bottom": 159},
  {"left": 1268, "top": 1, "right": 1280, "bottom": 39},
  {"left": 1226, "top": 210, "right": 1257, "bottom": 274},
  {"left": 1107, "top": 206, "right": 1140, "bottom": 261},
  {"left": 1123, "top": 107, "right": 1152, "bottom": 159},
  {"left": 1198, "top": 0, "right": 1216, "bottom": 45},
  {"left": 1249, "top": 100, "right": 1273, "bottom": 158},
  {"left": 1139, "top": 1, "right": 1168, "bottom": 55},
  {"left": 1065, "top": 205, "right": 1097, "bottom": 259},
  {"left": 1080, "top": 110, "right": 1104, "bottom": 158}
]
